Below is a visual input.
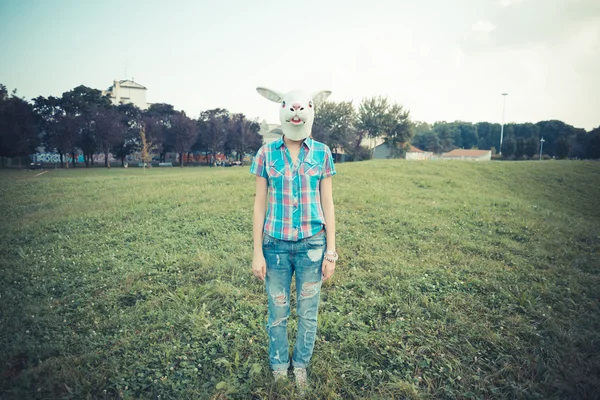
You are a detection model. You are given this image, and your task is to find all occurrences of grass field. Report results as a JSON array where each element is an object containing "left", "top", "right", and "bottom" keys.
[{"left": 1, "top": 160, "right": 599, "bottom": 399}]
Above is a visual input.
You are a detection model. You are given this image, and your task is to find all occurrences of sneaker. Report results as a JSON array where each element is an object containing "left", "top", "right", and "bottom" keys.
[
  {"left": 293, "top": 367, "right": 308, "bottom": 394},
  {"left": 273, "top": 369, "right": 288, "bottom": 381}
]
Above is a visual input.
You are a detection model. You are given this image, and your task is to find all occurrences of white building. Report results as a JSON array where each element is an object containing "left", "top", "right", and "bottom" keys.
[
  {"left": 259, "top": 120, "right": 283, "bottom": 145},
  {"left": 441, "top": 149, "right": 492, "bottom": 161},
  {"left": 405, "top": 145, "right": 433, "bottom": 160},
  {"left": 102, "top": 79, "right": 150, "bottom": 109}
]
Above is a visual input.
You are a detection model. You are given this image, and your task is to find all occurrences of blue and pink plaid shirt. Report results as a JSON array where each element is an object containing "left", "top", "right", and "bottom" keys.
[{"left": 250, "top": 136, "right": 336, "bottom": 241}]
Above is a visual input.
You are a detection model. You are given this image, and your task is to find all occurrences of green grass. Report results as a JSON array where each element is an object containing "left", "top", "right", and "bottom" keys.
[{"left": 1, "top": 160, "right": 599, "bottom": 399}]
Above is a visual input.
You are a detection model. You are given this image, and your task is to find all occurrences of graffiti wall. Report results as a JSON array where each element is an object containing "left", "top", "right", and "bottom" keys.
[
  {"left": 178, "top": 153, "right": 226, "bottom": 163},
  {"left": 32, "top": 152, "right": 117, "bottom": 163}
]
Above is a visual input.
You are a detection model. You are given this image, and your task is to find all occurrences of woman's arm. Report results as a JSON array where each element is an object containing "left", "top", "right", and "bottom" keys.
[
  {"left": 320, "top": 176, "right": 336, "bottom": 281},
  {"left": 252, "top": 176, "right": 268, "bottom": 280}
]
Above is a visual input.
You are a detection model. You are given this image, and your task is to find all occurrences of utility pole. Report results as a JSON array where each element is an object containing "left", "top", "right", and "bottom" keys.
[{"left": 499, "top": 93, "right": 508, "bottom": 155}]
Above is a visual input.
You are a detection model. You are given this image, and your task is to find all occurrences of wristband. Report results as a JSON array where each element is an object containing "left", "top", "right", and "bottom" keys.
[{"left": 324, "top": 250, "right": 338, "bottom": 263}]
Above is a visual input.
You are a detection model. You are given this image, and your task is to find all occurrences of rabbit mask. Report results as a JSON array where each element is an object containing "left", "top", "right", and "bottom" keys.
[{"left": 256, "top": 87, "right": 332, "bottom": 141}]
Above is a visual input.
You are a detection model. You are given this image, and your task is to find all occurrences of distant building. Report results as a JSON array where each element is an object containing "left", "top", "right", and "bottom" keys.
[
  {"left": 441, "top": 149, "right": 491, "bottom": 161},
  {"left": 102, "top": 79, "right": 151, "bottom": 109},
  {"left": 259, "top": 120, "right": 283, "bottom": 145},
  {"left": 406, "top": 145, "right": 433, "bottom": 160},
  {"left": 372, "top": 141, "right": 430, "bottom": 160}
]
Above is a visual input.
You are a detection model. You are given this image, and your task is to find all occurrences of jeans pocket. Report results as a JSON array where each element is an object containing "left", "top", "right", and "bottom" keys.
[
  {"left": 263, "top": 234, "right": 277, "bottom": 249},
  {"left": 305, "top": 232, "right": 326, "bottom": 248}
]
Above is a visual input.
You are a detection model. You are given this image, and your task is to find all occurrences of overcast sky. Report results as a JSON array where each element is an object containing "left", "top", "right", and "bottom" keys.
[{"left": 1, "top": 0, "right": 598, "bottom": 130}]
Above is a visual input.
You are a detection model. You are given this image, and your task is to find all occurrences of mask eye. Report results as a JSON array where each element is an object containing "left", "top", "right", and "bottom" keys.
[
  {"left": 282, "top": 101, "right": 286, "bottom": 108},
  {"left": 309, "top": 101, "right": 313, "bottom": 108}
]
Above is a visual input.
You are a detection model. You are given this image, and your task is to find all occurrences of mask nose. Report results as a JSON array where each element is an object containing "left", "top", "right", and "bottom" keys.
[{"left": 290, "top": 103, "right": 303, "bottom": 111}]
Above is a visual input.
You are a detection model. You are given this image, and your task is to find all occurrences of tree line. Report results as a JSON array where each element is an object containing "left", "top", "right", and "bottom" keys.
[
  {"left": 0, "top": 84, "right": 263, "bottom": 168},
  {"left": 310, "top": 97, "right": 599, "bottom": 161},
  {"left": 1, "top": 82, "right": 599, "bottom": 168},
  {"left": 411, "top": 120, "right": 600, "bottom": 159}
]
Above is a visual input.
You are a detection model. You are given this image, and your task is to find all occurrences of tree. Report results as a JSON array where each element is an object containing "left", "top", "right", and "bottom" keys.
[
  {"left": 142, "top": 116, "right": 163, "bottom": 156},
  {"left": 413, "top": 131, "right": 441, "bottom": 153},
  {"left": 197, "top": 108, "right": 229, "bottom": 166},
  {"left": 355, "top": 96, "right": 413, "bottom": 159},
  {"left": 513, "top": 122, "right": 539, "bottom": 139},
  {"left": 554, "top": 136, "right": 571, "bottom": 159},
  {"left": 412, "top": 122, "right": 439, "bottom": 152},
  {"left": 78, "top": 122, "right": 97, "bottom": 167},
  {"left": 432, "top": 122, "right": 459, "bottom": 152},
  {"left": 585, "top": 127, "right": 600, "bottom": 159},
  {"left": 32, "top": 95, "right": 65, "bottom": 167},
  {"left": 0, "top": 85, "right": 41, "bottom": 168},
  {"left": 112, "top": 103, "right": 143, "bottom": 167},
  {"left": 501, "top": 137, "right": 516, "bottom": 158},
  {"left": 515, "top": 137, "right": 526, "bottom": 158},
  {"left": 90, "top": 106, "right": 124, "bottom": 168},
  {"left": 475, "top": 122, "right": 501, "bottom": 150},
  {"left": 457, "top": 122, "right": 478, "bottom": 149},
  {"left": 53, "top": 114, "right": 81, "bottom": 168},
  {"left": 227, "top": 113, "right": 262, "bottom": 163},
  {"left": 383, "top": 104, "right": 413, "bottom": 158},
  {"left": 60, "top": 85, "right": 111, "bottom": 116},
  {"left": 138, "top": 125, "right": 153, "bottom": 171},
  {"left": 313, "top": 100, "right": 357, "bottom": 159},
  {"left": 170, "top": 111, "right": 198, "bottom": 167},
  {"left": 524, "top": 137, "right": 539, "bottom": 158},
  {"left": 32, "top": 86, "right": 111, "bottom": 168},
  {"left": 412, "top": 121, "right": 432, "bottom": 137},
  {"left": 355, "top": 96, "right": 389, "bottom": 159},
  {"left": 145, "top": 103, "right": 175, "bottom": 161},
  {"left": 62, "top": 86, "right": 112, "bottom": 167},
  {"left": 536, "top": 120, "right": 581, "bottom": 158}
]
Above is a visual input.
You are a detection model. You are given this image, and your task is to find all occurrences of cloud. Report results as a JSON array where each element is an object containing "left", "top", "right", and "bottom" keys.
[{"left": 472, "top": 20, "right": 497, "bottom": 33}]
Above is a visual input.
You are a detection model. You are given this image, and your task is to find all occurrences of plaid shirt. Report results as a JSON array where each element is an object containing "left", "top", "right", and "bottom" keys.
[{"left": 250, "top": 137, "right": 336, "bottom": 241}]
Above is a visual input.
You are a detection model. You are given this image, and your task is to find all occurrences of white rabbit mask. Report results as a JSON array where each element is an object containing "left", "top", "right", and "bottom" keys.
[{"left": 256, "top": 87, "right": 332, "bottom": 141}]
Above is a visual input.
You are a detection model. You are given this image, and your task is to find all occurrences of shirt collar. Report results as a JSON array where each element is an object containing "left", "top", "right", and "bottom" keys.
[{"left": 276, "top": 136, "right": 313, "bottom": 150}]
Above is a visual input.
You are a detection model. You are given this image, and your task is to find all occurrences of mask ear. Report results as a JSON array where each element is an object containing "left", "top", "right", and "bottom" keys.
[
  {"left": 312, "top": 90, "right": 332, "bottom": 105},
  {"left": 256, "top": 87, "right": 285, "bottom": 103}
]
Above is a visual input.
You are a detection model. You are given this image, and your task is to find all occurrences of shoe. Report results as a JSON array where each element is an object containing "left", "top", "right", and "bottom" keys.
[
  {"left": 273, "top": 369, "right": 288, "bottom": 381},
  {"left": 293, "top": 367, "right": 308, "bottom": 394}
]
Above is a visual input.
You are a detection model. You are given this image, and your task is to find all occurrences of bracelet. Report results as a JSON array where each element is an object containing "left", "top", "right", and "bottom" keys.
[{"left": 324, "top": 250, "right": 338, "bottom": 263}]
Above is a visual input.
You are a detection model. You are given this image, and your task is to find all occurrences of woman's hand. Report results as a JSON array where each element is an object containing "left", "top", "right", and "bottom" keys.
[
  {"left": 252, "top": 253, "right": 267, "bottom": 281},
  {"left": 322, "top": 259, "right": 336, "bottom": 282}
]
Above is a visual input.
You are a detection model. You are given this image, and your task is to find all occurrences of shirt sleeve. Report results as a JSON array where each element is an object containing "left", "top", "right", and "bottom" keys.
[
  {"left": 249, "top": 146, "right": 268, "bottom": 179},
  {"left": 321, "top": 146, "right": 337, "bottom": 179}
]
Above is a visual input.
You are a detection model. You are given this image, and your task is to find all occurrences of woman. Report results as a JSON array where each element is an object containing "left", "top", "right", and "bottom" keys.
[{"left": 250, "top": 87, "right": 338, "bottom": 393}]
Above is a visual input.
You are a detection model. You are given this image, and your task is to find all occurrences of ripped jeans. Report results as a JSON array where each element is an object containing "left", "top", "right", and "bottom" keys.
[{"left": 263, "top": 230, "right": 326, "bottom": 371}]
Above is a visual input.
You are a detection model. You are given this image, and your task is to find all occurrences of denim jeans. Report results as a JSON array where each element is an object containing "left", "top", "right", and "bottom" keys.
[{"left": 263, "top": 230, "right": 326, "bottom": 371}]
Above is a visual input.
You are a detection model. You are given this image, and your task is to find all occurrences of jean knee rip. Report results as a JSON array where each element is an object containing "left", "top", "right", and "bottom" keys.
[
  {"left": 300, "top": 281, "right": 321, "bottom": 300},
  {"left": 271, "top": 316, "right": 288, "bottom": 327},
  {"left": 271, "top": 291, "right": 288, "bottom": 307}
]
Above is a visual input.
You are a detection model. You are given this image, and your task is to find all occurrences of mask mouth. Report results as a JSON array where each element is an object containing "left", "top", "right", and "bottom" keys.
[{"left": 287, "top": 116, "right": 305, "bottom": 125}]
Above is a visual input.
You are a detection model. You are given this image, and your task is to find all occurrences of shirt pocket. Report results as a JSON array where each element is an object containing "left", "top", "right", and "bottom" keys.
[
  {"left": 301, "top": 158, "right": 322, "bottom": 190},
  {"left": 301, "top": 158, "right": 321, "bottom": 177},
  {"left": 267, "top": 160, "right": 285, "bottom": 187}
]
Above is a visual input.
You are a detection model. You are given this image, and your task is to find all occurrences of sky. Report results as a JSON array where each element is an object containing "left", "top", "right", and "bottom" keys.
[{"left": 0, "top": 0, "right": 599, "bottom": 130}]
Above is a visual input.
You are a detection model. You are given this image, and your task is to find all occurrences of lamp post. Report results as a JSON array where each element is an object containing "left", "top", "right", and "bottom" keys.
[
  {"left": 539, "top": 137, "right": 545, "bottom": 160},
  {"left": 499, "top": 93, "right": 508, "bottom": 155}
]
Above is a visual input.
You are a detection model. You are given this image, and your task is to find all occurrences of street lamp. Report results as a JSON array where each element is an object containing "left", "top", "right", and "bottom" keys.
[
  {"left": 539, "top": 137, "right": 545, "bottom": 160},
  {"left": 499, "top": 93, "right": 508, "bottom": 155}
]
